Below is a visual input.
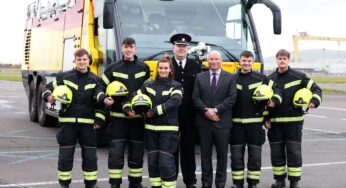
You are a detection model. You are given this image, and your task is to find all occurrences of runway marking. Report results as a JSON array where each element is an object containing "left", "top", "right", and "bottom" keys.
[
  {"left": 319, "top": 106, "right": 346, "bottom": 111},
  {"left": 306, "top": 114, "right": 326, "bottom": 118},
  {"left": 2, "top": 161, "right": 346, "bottom": 187},
  {"left": 304, "top": 128, "right": 341, "bottom": 134}
]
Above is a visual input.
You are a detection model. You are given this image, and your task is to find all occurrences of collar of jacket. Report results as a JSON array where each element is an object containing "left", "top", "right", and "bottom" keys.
[
  {"left": 121, "top": 55, "right": 138, "bottom": 63},
  {"left": 276, "top": 66, "right": 291, "bottom": 76}
]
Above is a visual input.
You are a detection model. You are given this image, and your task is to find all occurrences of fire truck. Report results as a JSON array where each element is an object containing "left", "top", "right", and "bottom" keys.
[{"left": 22, "top": 0, "right": 281, "bottom": 130}]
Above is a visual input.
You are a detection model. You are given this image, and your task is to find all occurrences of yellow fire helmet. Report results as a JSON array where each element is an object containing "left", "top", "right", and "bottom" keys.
[
  {"left": 252, "top": 84, "right": 274, "bottom": 101},
  {"left": 52, "top": 85, "right": 73, "bottom": 104},
  {"left": 293, "top": 88, "right": 312, "bottom": 107},
  {"left": 131, "top": 94, "right": 152, "bottom": 114},
  {"left": 106, "top": 81, "right": 129, "bottom": 97}
]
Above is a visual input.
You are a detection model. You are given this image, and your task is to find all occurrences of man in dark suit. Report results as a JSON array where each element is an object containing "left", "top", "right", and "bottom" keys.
[
  {"left": 192, "top": 50, "right": 237, "bottom": 188},
  {"left": 170, "top": 33, "right": 202, "bottom": 188}
]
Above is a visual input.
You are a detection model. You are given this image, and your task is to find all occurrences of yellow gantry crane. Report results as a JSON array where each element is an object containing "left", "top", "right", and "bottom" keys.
[{"left": 293, "top": 32, "right": 346, "bottom": 63}]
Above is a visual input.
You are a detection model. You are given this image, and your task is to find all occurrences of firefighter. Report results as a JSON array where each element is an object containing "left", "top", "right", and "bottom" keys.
[
  {"left": 43, "top": 48, "right": 106, "bottom": 188},
  {"left": 170, "top": 33, "right": 201, "bottom": 188},
  {"left": 230, "top": 51, "right": 282, "bottom": 188},
  {"left": 95, "top": 37, "right": 150, "bottom": 188},
  {"left": 125, "top": 56, "right": 183, "bottom": 188},
  {"left": 266, "top": 49, "right": 322, "bottom": 188}
]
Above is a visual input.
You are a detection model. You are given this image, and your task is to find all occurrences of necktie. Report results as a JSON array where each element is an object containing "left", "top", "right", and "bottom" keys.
[
  {"left": 211, "top": 73, "right": 217, "bottom": 95},
  {"left": 179, "top": 61, "right": 183, "bottom": 69}
]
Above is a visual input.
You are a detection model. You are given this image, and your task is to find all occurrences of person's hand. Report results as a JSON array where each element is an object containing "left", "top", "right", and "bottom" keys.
[
  {"left": 127, "top": 110, "right": 136, "bottom": 117},
  {"left": 103, "top": 97, "right": 114, "bottom": 106},
  {"left": 204, "top": 108, "right": 219, "bottom": 122},
  {"left": 264, "top": 121, "right": 271, "bottom": 129},
  {"left": 308, "top": 102, "right": 316, "bottom": 109},
  {"left": 93, "top": 124, "right": 101, "bottom": 130},
  {"left": 267, "top": 100, "right": 276, "bottom": 108},
  {"left": 210, "top": 114, "right": 220, "bottom": 122},
  {"left": 47, "top": 95, "right": 55, "bottom": 104},
  {"left": 145, "top": 111, "right": 153, "bottom": 118}
]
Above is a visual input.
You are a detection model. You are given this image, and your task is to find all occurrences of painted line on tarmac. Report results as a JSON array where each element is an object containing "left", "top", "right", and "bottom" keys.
[
  {"left": 304, "top": 128, "right": 341, "bottom": 134},
  {"left": 319, "top": 106, "right": 346, "bottom": 111},
  {"left": 306, "top": 114, "right": 326, "bottom": 118},
  {"left": 2, "top": 161, "right": 346, "bottom": 187},
  {"left": 341, "top": 118, "right": 346, "bottom": 121},
  {"left": 0, "top": 135, "right": 55, "bottom": 140},
  {"left": 1, "top": 128, "right": 36, "bottom": 135}
]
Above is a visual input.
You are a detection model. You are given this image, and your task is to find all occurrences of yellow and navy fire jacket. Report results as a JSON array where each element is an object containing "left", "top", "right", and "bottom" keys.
[
  {"left": 267, "top": 67, "right": 322, "bottom": 123},
  {"left": 232, "top": 70, "right": 282, "bottom": 124},
  {"left": 43, "top": 69, "right": 106, "bottom": 126},
  {"left": 95, "top": 56, "right": 151, "bottom": 118},
  {"left": 124, "top": 77, "right": 183, "bottom": 132}
]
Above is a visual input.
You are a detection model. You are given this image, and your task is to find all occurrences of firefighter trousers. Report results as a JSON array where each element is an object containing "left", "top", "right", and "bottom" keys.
[
  {"left": 107, "top": 117, "right": 145, "bottom": 185},
  {"left": 230, "top": 123, "right": 265, "bottom": 185},
  {"left": 267, "top": 122, "right": 303, "bottom": 182},
  {"left": 56, "top": 123, "right": 98, "bottom": 187},
  {"left": 146, "top": 130, "right": 179, "bottom": 188}
]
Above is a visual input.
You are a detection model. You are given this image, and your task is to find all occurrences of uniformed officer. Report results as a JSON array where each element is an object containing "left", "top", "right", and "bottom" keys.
[
  {"left": 170, "top": 33, "right": 202, "bottom": 188},
  {"left": 95, "top": 37, "right": 151, "bottom": 188},
  {"left": 43, "top": 48, "right": 106, "bottom": 188},
  {"left": 266, "top": 49, "right": 322, "bottom": 188}
]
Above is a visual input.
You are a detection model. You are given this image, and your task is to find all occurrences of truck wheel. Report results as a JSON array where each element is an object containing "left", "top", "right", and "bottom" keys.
[
  {"left": 37, "top": 82, "right": 57, "bottom": 127},
  {"left": 29, "top": 81, "right": 38, "bottom": 122}
]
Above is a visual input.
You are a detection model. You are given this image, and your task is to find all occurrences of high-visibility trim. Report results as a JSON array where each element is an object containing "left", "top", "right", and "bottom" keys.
[
  {"left": 137, "top": 90, "right": 143, "bottom": 95},
  {"left": 145, "top": 124, "right": 179, "bottom": 132},
  {"left": 85, "top": 84, "right": 96, "bottom": 90},
  {"left": 95, "top": 112, "right": 105, "bottom": 121},
  {"left": 157, "top": 104, "right": 164, "bottom": 115},
  {"left": 288, "top": 167, "right": 302, "bottom": 177},
  {"left": 96, "top": 92, "right": 104, "bottom": 101},
  {"left": 273, "top": 94, "right": 282, "bottom": 104},
  {"left": 83, "top": 171, "right": 98, "bottom": 181},
  {"left": 144, "top": 78, "right": 151, "bottom": 83},
  {"left": 270, "top": 116, "right": 304, "bottom": 123},
  {"left": 306, "top": 80, "right": 314, "bottom": 90},
  {"left": 284, "top": 80, "right": 301, "bottom": 89},
  {"left": 268, "top": 80, "right": 274, "bottom": 88},
  {"left": 146, "top": 87, "right": 156, "bottom": 96},
  {"left": 272, "top": 166, "right": 286, "bottom": 176},
  {"left": 110, "top": 112, "right": 142, "bottom": 118},
  {"left": 63, "top": 80, "right": 78, "bottom": 90},
  {"left": 313, "top": 94, "right": 322, "bottom": 103},
  {"left": 58, "top": 170, "right": 72, "bottom": 180},
  {"left": 135, "top": 71, "right": 146, "bottom": 79},
  {"left": 171, "top": 89, "right": 183, "bottom": 96},
  {"left": 237, "top": 84, "right": 242, "bottom": 90},
  {"left": 109, "top": 169, "right": 122, "bottom": 179},
  {"left": 150, "top": 177, "right": 162, "bottom": 187},
  {"left": 53, "top": 79, "right": 58, "bottom": 88},
  {"left": 247, "top": 170, "right": 261, "bottom": 180},
  {"left": 249, "top": 82, "right": 263, "bottom": 90},
  {"left": 113, "top": 72, "right": 128, "bottom": 79},
  {"left": 232, "top": 117, "right": 264, "bottom": 124},
  {"left": 263, "top": 110, "right": 269, "bottom": 116},
  {"left": 122, "top": 103, "right": 131, "bottom": 110},
  {"left": 58, "top": 117, "right": 95, "bottom": 124},
  {"left": 232, "top": 170, "right": 244, "bottom": 180},
  {"left": 162, "top": 181, "right": 176, "bottom": 188},
  {"left": 128, "top": 168, "right": 143, "bottom": 177},
  {"left": 162, "top": 88, "right": 173, "bottom": 96},
  {"left": 101, "top": 74, "right": 110, "bottom": 85}
]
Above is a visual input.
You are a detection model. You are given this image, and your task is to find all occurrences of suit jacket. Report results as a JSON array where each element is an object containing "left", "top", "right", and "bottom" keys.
[
  {"left": 192, "top": 70, "right": 237, "bottom": 128},
  {"left": 172, "top": 57, "right": 201, "bottom": 122}
]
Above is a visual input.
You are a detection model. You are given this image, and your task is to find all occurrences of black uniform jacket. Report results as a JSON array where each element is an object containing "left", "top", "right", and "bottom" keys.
[
  {"left": 268, "top": 67, "right": 322, "bottom": 124},
  {"left": 233, "top": 70, "right": 282, "bottom": 125},
  {"left": 43, "top": 69, "right": 106, "bottom": 126}
]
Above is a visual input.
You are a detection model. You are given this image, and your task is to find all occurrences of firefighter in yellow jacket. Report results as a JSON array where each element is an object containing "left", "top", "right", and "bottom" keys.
[{"left": 43, "top": 48, "right": 106, "bottom": 188}]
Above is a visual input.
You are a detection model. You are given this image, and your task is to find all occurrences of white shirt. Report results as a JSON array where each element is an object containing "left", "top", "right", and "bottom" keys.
[
  {"left": 209, "top": 69, "right": 221, "bottom": 85},
  {"left": 175, "top": 58, "right": 187, "bottom": 69}
]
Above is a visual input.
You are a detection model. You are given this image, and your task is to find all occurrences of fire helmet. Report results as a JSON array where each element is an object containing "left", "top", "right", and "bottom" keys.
[
  {"left": 293, "top": 88, "right": 312, "bottom": 107},
  {"left": 106, "top": 81, "right": 128, "bottom": 97},
  {"left": 131, "top": 94, "right": 152, "bottom": 114},
  {"left": 252, "top": 84, "right": 274, "bottom": 101},
  {"left": 52, "top": 85, "right": 73, "bottom": 104}
]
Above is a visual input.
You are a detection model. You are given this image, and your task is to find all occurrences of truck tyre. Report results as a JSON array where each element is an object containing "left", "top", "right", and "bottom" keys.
[
  {"left": 29, "top": 81, "right": 38, "bottom": 122},
  {"left": 37, "top": 82, "right": 57, "bottom": 127}
]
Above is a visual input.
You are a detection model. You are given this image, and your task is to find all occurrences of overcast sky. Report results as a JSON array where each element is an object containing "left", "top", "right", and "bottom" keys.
[{"left": 0, "top": 0, "right": 346, "bottom": 63}]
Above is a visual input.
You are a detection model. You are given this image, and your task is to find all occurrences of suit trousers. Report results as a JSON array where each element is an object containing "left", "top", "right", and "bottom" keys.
[{"left": 198, "top": 126, "right": 230, "bottom": 188}]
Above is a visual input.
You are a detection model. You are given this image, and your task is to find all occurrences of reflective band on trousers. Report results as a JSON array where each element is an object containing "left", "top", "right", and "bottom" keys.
[
  {"left": 288, "top": 167, "right": 302, "bottom": 177},
  {"left": 232, "top": 117, "right": 264, "bottom": 124},
  {"left": 128, "top": 168, "right": 143, "bottom": 177},
  {"left": 162, "top": 181, "right": 176, "bottom": 188},
  {"left": 247, "top": 170, "right": 261, "bottom": 180},
  {"left": 272, "top": 166, "right": 286, "bottom": 175},
  {"left": 58, "top": 171, "right": 72, "bottom": 180},
  {"left": 150, "top": 177, "right": 162, "bottom": 187},
  {"left": 270, "top": 116, "right": 304, "bottom": 123},
  {"left": 83, "top": 171, "right": 98, "bottom": 181},
  {"left": 232, "top": 170, "right": 244, "bottom": 180},
  {"left": 145, "top": 124, "right": 179, "bottom": 132},
  {"left": 109, "top": 169, "right": 122, "bottom": 179},
  {"left": 110, "top": 112, "right": 142, "bottom": 118},
  {"left": 58, "top": 117, "right": 95, "bottom": 124}
]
